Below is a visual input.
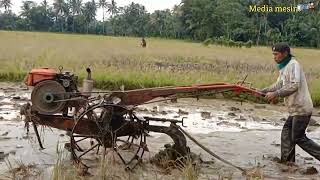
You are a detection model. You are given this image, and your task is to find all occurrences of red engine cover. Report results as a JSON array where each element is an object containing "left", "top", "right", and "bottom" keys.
[{"left": 25, "top": 68, "right": 57, "bottom": 86}]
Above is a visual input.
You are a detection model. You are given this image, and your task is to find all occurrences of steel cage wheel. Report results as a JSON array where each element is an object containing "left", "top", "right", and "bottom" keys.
[{"left": 70, "top": 103, "right": 146, "bottom": 170}]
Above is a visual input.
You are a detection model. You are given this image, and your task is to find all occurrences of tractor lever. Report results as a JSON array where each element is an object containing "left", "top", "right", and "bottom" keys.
[{"left": 143, "top": 116, "right": 187, "bottom": 127}]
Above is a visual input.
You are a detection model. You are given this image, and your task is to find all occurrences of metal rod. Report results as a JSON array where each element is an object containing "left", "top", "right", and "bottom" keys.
[
  {"left": 176, "top": 125, "right": 246, "bottom": 173},
  {"left": 72, "top": 134, "right": 102, "bottom": 138},
  {"left": 143, "top": 116, "right": 183, "bottom": 124},
  {"left": 135, "top": 89, "right": 235, "bottom": 106},
  {"left": 78, "top": 144, "right": 99, "bottom": 158},
  {"left": 239, "top": 74, "right": 248, "bottom": 86},
  {"left": 116, "top": 139, "right": 146, "bottom": 150},
  {"left": 32, "top": 122, "right": 45, "bottom": 150},
  {"left": 75, "top": 137, "right": 88, "bottom": 143},
  {"left": 53, "top": 97, "right": 87, "bottom": 103}
]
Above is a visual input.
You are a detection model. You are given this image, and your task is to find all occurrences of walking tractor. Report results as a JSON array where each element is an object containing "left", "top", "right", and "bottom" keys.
[{"left": 20, "top": 67, "right": 266, "bottom": 173}]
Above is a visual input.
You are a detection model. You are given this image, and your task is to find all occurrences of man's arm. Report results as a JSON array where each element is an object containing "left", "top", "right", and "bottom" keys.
[
  {"left": 275, "top": 63, "right": 300, "bottom": 97},
  {"left": 260, "top": 76, "right": 283, "bottom": 94}
]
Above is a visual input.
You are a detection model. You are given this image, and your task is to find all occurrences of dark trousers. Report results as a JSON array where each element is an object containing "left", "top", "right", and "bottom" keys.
[{"left": 281, "top": 115, "right": 320, "bottom": 162}]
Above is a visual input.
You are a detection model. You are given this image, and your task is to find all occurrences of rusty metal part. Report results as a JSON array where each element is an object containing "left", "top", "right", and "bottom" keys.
[
  {"left": 32, "top": 122, "right": 45, "bottom": 150},
  {"left": 144, "top": 116, "right": 187, "bottom": 127},
  {"left": 69, "top": 104, "right": 147, "bottom": 169},
  {"left": 147, "top": 123, "right": 189, "bottom": 157},
  {"left": 27, "top": 114, "right": 138, "bottom": 136},
  {"left": 25, "top": 112, "right": 188, "bottom": 153},
  {"left": 32, "top": 81, "right": 266, "bottom": 108},
  {"left": 109, "top": 83, "right": 265, "bottom": 106},
  {"left": 23, "top": 68, "right": 270, "bottom": 172},
  {"left": 22, "top": 102, "right": 190, "bottom": 170},
  {"left": 31, "top": 80, "right": 67, "bottom": 114},
  {"left": 148, "top": 124, "right": 191, "bottom": 169}
]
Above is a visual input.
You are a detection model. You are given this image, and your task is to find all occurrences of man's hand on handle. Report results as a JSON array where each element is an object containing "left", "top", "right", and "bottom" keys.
[{"left": 265, "top": 92, "right": 278, "bottom": 103}]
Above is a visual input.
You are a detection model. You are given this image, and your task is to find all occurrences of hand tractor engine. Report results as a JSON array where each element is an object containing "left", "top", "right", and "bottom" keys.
[{"left": 25, "top": 67, "right": 92, "bottom": 115}]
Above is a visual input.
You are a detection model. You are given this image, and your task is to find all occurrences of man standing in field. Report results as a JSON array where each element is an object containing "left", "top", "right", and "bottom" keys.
[
  {"left": 141, "top": 37, "right": 147, "bottom": 48},
  {"left": 261, "top": 42, "right": 320, "bottom": 163}
]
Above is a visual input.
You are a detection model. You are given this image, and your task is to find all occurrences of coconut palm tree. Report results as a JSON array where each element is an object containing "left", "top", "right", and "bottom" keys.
[
  {"left": 99, "top": 0, "right": 109, "bottom": 34},
  {"left": 20, "top": 1, "right": 36, "bottom": 17},
  {"left": 70, "top": 0, "right": 82, "bottom": 32},
  {"left": 53, "top": 0, "right": 66, "bottom": 17},
  {"left": 53, "top": 0, "right": 66, "bottom": 32},
  {"left": 107, "top": 0, "right": 119, "bottom": 35},
  {"left": 83, "top": 0, "right": 97, "bottom": 34},
  {"left": 74, "top": 0, "right": 82, "bottom": 15},
  {"left": 41, "top": 0, "right": 49, "bottom": 14},
  {"left": 107, "top": 0, "right": 118, "bottom": 18},
  {"left": 41, "top": 0, "right": 48, "bottom": 9},
  {"left": 0, "top": 0, "right": 12, "bottom": 13}
]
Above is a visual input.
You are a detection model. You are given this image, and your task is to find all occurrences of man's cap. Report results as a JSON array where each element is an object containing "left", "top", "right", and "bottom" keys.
[{"left": 272, "top": 42, "right": 291, "bottom": 54}]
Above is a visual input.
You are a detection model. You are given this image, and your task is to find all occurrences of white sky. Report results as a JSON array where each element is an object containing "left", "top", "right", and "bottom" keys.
[{"left": 10, "top": 0, "right": 181, "bottom": 20}]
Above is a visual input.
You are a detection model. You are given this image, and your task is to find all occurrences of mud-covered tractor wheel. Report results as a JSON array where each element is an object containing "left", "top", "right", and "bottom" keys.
[
  {"left": 31, "top": 80, "right": 67, "bottom": 114},
  {"left": 69, "top": 104, "right": 147, "bottom": 170}
]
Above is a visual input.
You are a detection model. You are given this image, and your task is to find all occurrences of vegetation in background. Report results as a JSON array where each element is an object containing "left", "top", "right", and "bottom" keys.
[
  {"left": 0, "top": 0, "right": 320, "bottom": 48},
  {"left": 0, "top": 31, "right": 319, "bottom": 106}
]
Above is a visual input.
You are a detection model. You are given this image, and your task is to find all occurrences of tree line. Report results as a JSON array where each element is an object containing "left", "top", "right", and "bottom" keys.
[{"left": 0, "top": 0, "right": 319, "bottom": 48}]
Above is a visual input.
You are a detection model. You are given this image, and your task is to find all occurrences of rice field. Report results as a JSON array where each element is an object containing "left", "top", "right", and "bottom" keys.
[{"left": 0, "top": 30, "right": 319, "bottom": 105}]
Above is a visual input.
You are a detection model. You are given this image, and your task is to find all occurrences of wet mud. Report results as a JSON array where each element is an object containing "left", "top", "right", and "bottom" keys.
[{"left": 0, "top": 82, "right": 319, "bottom": 179}]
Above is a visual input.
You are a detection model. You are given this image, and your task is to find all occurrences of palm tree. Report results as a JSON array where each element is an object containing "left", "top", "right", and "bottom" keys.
[
  {"left": 41, "top": 0, "right": 49, "bottom": 19},
  {"left": 63, "top": 2, "right": 71, "bottom": 31},
  {"left": 53, "top": 0, "right": 65, "bottom": 16},
  {"left": 83, "top": 0, "right": 97, "bottom": 34},
  {"left": 41, "top": 0, "right": 48, "bottom": 9},
  {"left": 99, "top": 0, "right": 109, "bottom": 34},
  {"left": 0, "top": 0, "right": 12, "bottom": 13},
  {"left": 74, "top": 0, "right": 82, "bottom": 15},
  {"left": 107, "top": 0, "right": 119, "bottom": 35},
  {"left": 53, "top": 0, "right": 66, "bottom": 32},
  {"left": 107, "top": 0, "right": 118, "bottom": 18},
  {"left": 150, "top": 10, "right": 165, "bottom": 36},
  {"left": 20, "top": 1, "right": 35, "bottom": 30},
  {"left": 70, "top": 0, "right": 82, "bottom": 32},
  {"left": 20, "top": 1, "right": 36, "bottom": 17},
  {"left": 172, "top": 4, "right": 182, "bottom": 38},
  {"left": 41, "top": 0, "right": 48, "bottom": 12}
]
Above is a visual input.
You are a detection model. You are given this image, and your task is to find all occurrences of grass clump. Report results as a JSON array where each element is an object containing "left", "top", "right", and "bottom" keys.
[
  {"left": 4, "top": 159, "right": 42, "bottom": 180},
  {"left": 51, "top": 144, "right": 80, "bottom": 180}
]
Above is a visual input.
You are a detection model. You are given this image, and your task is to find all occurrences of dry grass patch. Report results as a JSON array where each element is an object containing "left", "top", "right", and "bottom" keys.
[{"left": 1, "top": 30, "right": 319, "bottom": 105}]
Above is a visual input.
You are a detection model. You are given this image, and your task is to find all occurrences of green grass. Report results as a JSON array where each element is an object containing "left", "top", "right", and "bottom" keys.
[
  {"left": 0, "top": 71, "right": 27, "bottom": 82},
  {"left": 1, "top": 30, "right": 320, "bottom": 106}
]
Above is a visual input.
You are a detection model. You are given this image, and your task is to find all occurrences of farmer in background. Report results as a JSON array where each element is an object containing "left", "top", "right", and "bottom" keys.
[
  {"left": 261, "top": 42, "right": 320, "bottom": 163},
  {"left": 141, "top": 37, "right": 146, "bottom": 48}
]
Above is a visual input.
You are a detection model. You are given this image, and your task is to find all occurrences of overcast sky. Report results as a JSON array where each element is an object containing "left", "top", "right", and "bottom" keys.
[{"left": 11, "top": 0, "right": 181, "bottom": 20}]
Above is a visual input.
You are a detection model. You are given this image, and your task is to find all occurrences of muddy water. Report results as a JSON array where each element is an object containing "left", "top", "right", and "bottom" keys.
[
  {"left": 139, "top": 99, "right": 320, "bottom": 179},
  {"left": 0, "top": 82, "right": 319, "bottom": 179}
]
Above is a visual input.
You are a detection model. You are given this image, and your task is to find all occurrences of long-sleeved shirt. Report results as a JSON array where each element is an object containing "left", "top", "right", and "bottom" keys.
[{"left": 261, "top": 58, "right": 313, "bottom": 116}]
